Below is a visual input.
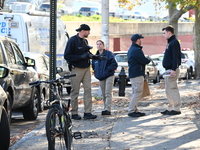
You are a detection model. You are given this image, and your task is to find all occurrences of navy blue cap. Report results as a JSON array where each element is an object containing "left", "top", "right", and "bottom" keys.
[
  {"left": 76, "top": 24, "right": 90, "bottom": 32},
  {"left": 131, "top": 34, "right": 144, "bottom": 42}
]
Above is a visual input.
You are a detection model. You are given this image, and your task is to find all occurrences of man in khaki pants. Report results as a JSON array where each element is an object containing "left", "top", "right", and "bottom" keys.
[
  {"left": 127, "top": 34, "right": 150, "bottom": 117},
  {"left": 161, "top": 25, "right": 182, "bottom": 115},
  {"left": 64, "top": 24, "right": 97, "bottom": 120}
]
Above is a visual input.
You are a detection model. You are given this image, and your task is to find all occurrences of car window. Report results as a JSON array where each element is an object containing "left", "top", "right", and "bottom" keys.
[
  {"left": 115, "top": 55, "right": 128, "bottom": 62},
  {"left": 37, "top": 56, "right": 48, "bottom": 72},
  {"left": 181, "top": 53, "right": 189, "bottom": 59},
  {"left": 0, "top": 44, "right": 4, "bottom": 64},
  {"left": 80, "top": 7, "right": 88, "bottom": 11},
  {"left": 44, "top": 56, "right": 49, "bottom": 70},
  {"left": 40, "top": 4, "right": 50, "bottom": 9},
  {"left": 3, "top": 40, "right": 16, "bottom": 64},
  {"left": 91, "top": 8, "right": 98, "bottom": 11},
  {"left": 11, "top": 42, "right": 25, "bottom": 65}
]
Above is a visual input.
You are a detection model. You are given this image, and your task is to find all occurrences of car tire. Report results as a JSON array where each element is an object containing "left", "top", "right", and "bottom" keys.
[
  {"left": 39, "top": 91, "right": 45, "bottom": 112},
  {"left": 66, "top": 87, "right": 71, "bottom": 95},
  {"left": 0, "top": 107, "right": 10, "bottom": 150},
  {"left": 187, "top": 68, "right": 192, "bottom": 79},
  {"left": 153, "top": 73, "right": 160, "bottom": 84},
  {"left": 6, "top": 92, "right": 12, "bottom": 124},
  {"left": 22, "top": 88, "right": 39, "bottom": 120}
]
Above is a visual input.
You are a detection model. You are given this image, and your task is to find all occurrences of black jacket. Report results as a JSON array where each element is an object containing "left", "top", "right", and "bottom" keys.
[
  {"left": 162, "top": 35, "right": 181, "bottom": 71},
  {"left": 92, "top": 50, "right": 118, "bottom": 81},
  {"left": 127, "top": 43, "right": 150, "bottom": 78},
  {"left": 64, "top": 34, "right": 90, "bottom": 68}
]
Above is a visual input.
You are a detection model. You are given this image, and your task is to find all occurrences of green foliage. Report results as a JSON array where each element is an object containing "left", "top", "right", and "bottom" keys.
[{"left": 61, "top": 14, "right": 141, "bottom": 22}]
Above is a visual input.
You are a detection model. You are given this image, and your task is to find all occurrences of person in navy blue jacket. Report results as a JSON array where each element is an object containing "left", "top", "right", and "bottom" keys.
[
  {"left": 161, "top": 25, "right": 182, "bottom": 115},
  {"left": 64, "top": 24, "right": 97, "bottom": 120},
  {"left": 127, "top": 34, "right": 151, "bottom": 117},
  {"left": 92, "top": 40, "right": 118, "bottom": 115}
]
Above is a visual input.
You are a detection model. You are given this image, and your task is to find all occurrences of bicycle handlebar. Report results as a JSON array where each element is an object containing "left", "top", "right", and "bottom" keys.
[{"left": 29, "top": 74, "right": 76, "bottom": 86}]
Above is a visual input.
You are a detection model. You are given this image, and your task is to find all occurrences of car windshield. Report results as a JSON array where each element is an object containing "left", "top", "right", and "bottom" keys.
[
  {"left": 40, "top": 4, "right": 50, "bottom": 9},
  {"left": 115, "top": 54, "right": 128, "bottom": 62}
]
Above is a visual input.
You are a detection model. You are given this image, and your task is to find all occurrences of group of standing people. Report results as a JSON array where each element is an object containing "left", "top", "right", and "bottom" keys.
[{"left": 64, "top": 24, "right": 182, "bottom": 120}]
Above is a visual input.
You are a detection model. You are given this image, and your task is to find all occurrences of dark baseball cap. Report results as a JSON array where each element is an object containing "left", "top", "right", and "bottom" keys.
[
  {"left": 76, "top": 24, "right": 90, "bottom": 32},
  {"left": 131, "top": 34, "right": 144, "bottom": 42}
]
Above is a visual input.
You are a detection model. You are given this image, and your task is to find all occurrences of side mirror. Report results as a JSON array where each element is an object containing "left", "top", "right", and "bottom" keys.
[
  {"left": 27, "top": 58, "right": 35, "bottom": 67},
  {"left": 0, "top": 66, "right": 9, "bottom": 78},
  {"left": 56, "top": 67, "right": 63, "bottom": 73}
]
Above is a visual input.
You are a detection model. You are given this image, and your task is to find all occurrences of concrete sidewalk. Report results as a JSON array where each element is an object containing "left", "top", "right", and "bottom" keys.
[{"left": 9, "top": 80, "right": 200, "bottom": 150}]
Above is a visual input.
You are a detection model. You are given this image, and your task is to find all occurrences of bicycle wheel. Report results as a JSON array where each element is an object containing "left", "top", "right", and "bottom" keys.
[
  {"left": 46, "top": 107, "right": 71, "bottom": 150},
  {"left": 64, "top": 112, "right": 73, "bottom": 149}
]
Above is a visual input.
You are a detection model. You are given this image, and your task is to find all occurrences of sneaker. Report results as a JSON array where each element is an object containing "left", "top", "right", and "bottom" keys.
[
  {"left": 71, "top": 114, "right": 81, "bottom": 120},
  {"left": 101, "top": 110, "right": 111, "bottom": 115},
  {"left": 161, "top": 110, "right": 170, "bottom": 115},
  {"left": 128, "top": 112, "right": 146, "bottom": 117},
  {"left": 83, "top": 113, "right": 97, "bottom": 119},
  {"left": 167, "top": 110, "right": 181, "bottom": 115}
]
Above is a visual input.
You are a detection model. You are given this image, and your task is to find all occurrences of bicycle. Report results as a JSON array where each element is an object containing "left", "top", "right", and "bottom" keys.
[{"left": 29, "top": 74, "right": 82, "bottom": 150}]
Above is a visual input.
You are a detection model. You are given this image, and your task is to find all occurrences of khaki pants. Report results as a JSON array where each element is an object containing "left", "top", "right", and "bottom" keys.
[
  {"left": 70, "top": 67, "right": 92, "bottom": 114},
  {"left": 165, "top": 68, "right": 181, "bottom": 111},
  {"left": 99, "top": 76, "right": 114, "bottom": 111},
  {"left": 128, "top": 76, "right": 144, "bottom": 113}
]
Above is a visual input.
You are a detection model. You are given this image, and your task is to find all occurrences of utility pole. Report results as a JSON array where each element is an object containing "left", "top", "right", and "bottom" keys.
[
  {"left": 101, "top": 0, "right": 109, "bottom": 49},
  {"left": 49, "top": 0, "right": 57, "bottom": 101}
]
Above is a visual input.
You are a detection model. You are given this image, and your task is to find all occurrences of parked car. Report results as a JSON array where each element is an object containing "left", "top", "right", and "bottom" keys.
[
  {"left": 0, "top": 37, "right": 40, "bottom": 122},
  {"left": 0, "top": 66, "right": 10, "bottom": 150},
  {"left": 57, "top": 3, "right": 73, "bottom": 15},
  {"left": 123, "top": 10, "right": 149, "bottom": 21},
  {"left": 113, "top": 51, "right": 160, "bottom": 84},
  {"left": 38, "top": 2, "right": 50, "bottom": 12},
  {"left": 79, "top": 6, "right": 101, "bottom": 16},
  {"left": 38, "top": 2, "right": 73, "bottom": 15},
  {"left": 150, "top": 53, "right": 188, "bottom": 79},
  {"left": 181, "top": 50, "right": 195, "bottom": 78},
  {"left": 23, "top": 52, "right": 66, "bottom": 111}
]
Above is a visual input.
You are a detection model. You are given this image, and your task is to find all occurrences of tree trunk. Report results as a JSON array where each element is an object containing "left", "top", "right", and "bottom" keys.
[
  {"left": 194, "top": 0, "right": 200, "bottom": 79},
  {"left": 168, "top": 1, "right": 177, "bottom": 35}
]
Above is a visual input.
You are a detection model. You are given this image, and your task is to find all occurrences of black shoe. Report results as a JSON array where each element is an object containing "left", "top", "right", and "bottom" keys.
[
  {"left": 101, "top": 110, "right": 111, "bottom": 115},
  {"left": 137, "top": 112, "right": 146, "bottom": 116},
  {"left": 167, "top": 110, "right": 181, "bottom": 115},
  {"left": 161, "top": 110, "right": 170, "bottom": 115},
  {"left": 128, "top": 112, "right": 146, "bottom": 117},
  {"left": 83, "top": 113, "right": 97, "bottom": 119},
  {"left": 71, "top": 114, "right": 81, "bottom": 120}
]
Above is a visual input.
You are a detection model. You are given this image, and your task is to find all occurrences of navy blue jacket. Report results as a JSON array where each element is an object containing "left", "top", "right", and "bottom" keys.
[
  {"left": 64, "top": 34, "right": 90, "bottom": 68},
  {"left": 162, "top": 35, "right": 181, "bottom": 71},
  {"left": 127, "top": 43, "right": 150, "bottom": 78},
  {"left": 92, "top": 50, "right": 118, "bottom": 81}
]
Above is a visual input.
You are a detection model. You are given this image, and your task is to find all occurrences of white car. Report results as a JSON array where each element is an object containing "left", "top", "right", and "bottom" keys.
[
  {"left": 123, "top": 10, "right": 149, "bottom": 21},
  {"left": 150, "top": 54, "right": 188, "bottom": 79},
  {"left": 114, "top": 51, "right": 160, "bottom": 85},
  {"left": 181, "top": 50, "right": 195, "bottom": 78},
  {"left": 79, "top": 6, "right": 101, "bottom": 16}
]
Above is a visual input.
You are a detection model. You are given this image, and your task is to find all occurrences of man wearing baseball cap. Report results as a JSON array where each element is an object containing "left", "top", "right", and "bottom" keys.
[
  {"left": 64, "top": 24, "right": 97, "bottom": 120},
  {"left": 127, "top": 34, "right": 151, "bottom": 117}
]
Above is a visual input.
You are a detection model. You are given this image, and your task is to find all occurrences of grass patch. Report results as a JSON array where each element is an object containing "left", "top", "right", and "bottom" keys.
[{"left": 61, "top": 14, "right": 149, "bottom": 22}]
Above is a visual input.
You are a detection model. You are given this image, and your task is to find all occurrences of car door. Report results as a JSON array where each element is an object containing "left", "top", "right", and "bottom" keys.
[
  {"left": 4, "top": 40, "right": 31, "bottom": 107},
  {"left": 146, "top": 61, "right": 157, "bottom": 80}
]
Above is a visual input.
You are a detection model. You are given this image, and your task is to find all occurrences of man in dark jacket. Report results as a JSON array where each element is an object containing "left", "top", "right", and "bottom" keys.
[
  {"left": 161, "top": 25, "right": 182, "bottom": 115},
  {"left": 64, "top": 24, "right": 97, "bottom": 120},
  {"left": 127, "top": 34, "right": 150, "bottom": 117}
]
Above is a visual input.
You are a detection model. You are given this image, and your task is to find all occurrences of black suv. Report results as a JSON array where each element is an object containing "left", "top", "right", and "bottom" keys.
[
  {"left": 0, "top": 66, "right": 10, "bottom": 150},
  {"left": 0, "top": 37, "right": 40, "bottom": 122}
]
